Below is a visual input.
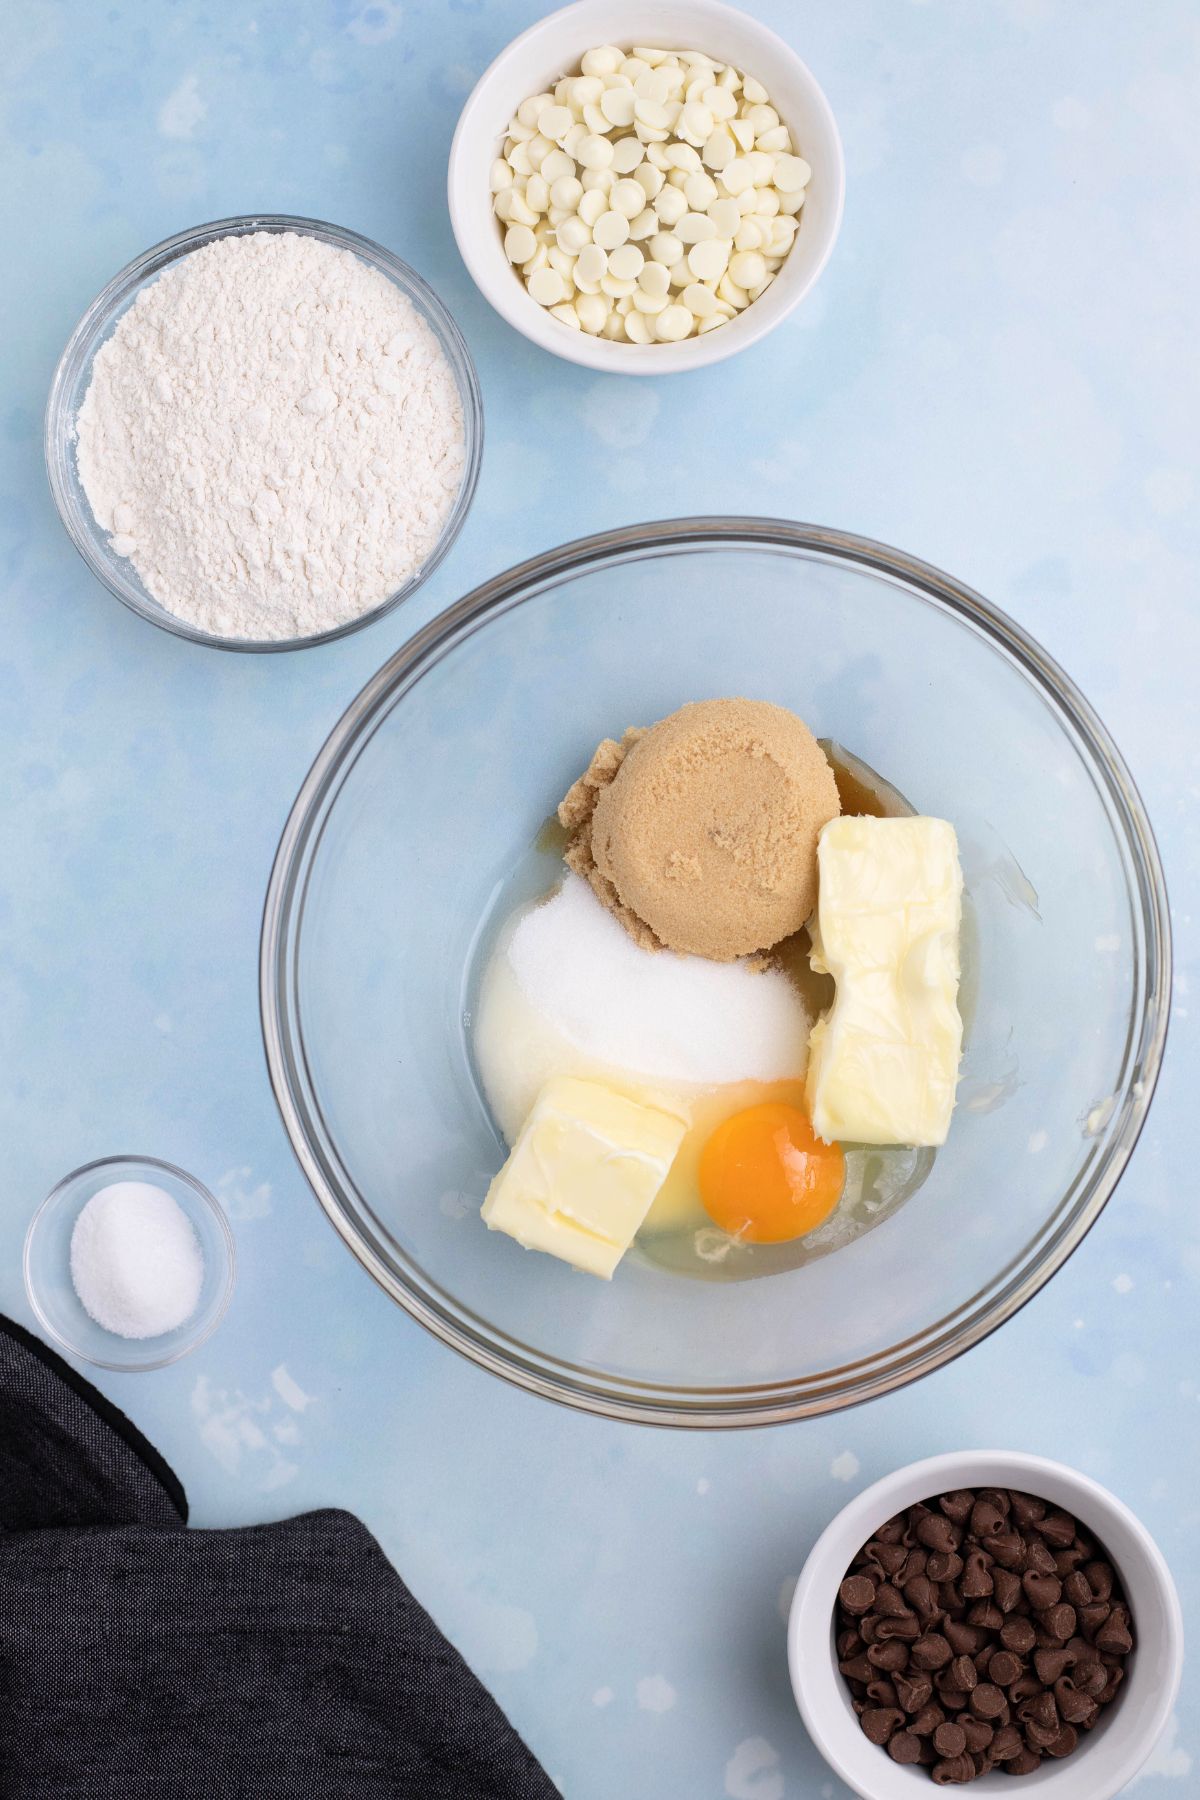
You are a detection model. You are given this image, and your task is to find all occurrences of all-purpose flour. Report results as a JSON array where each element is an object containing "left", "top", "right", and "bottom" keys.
[{"left": 75, "top": 231, "right": 466, "bottom": 640}]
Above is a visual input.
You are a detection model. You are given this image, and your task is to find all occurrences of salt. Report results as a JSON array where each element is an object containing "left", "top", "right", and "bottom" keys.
[
  {"left": 70, "top": 1181, "right": 204, "bottom": 1339},
  {"left": 505, "top": 873, "right": 808, "bottom": 1087}
]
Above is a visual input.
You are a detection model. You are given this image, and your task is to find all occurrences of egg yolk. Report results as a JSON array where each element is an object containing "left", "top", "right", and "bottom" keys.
[{"left": 698, "top": 1102, "right": 845, "bottom": 1243}]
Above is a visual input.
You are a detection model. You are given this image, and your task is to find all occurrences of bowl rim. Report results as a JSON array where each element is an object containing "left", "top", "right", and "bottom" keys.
[
  {"left": 44, "top": 212, "right": 484, "bottom": 653},
  {"left": 23, "top": 1153, "right": 237, "bottom": 1372},
  {"left": 787, "top": 1449, "right": 1185, "bottom": 1798},
  {"left": 259, "top": 516, "right": 1172, "bottom": 1428},
  {"left": 447, "top": 0, "right": 846, "bottom": 374}
]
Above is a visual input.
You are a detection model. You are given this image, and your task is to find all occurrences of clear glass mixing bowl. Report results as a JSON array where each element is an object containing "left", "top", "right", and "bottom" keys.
[
  {"left": 260, "top": 520, "right": 1170, "bottom": 1425},
  {"left": 45, "top": 215, "right": 483, "bottom": 652}
]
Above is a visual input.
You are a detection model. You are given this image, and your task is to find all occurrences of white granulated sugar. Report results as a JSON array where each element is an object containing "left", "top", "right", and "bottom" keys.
[
  {"left": 507, "top": 874, "right": 808, "bottom": 1087},
  {"left": 70, "top": 1180, "right": 205, "bottom": 1339},
  {"left": 75, "top": 231, "right": 465, "bottom": 640}
]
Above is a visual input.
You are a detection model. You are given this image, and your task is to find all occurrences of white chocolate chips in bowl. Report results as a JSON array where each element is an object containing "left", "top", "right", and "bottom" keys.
[{"left": 492, "top": 45, "right": 811, "bottom": 345}]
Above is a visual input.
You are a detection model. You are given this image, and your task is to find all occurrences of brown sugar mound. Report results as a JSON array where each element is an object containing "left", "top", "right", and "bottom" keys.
[{"left": 557, "top": 698, "right": 840, "bottom": 961}]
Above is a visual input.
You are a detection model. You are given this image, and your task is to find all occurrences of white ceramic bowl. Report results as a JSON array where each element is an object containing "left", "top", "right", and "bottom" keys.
[
  {"left": 448, "top": 0, "right": 844, "bottom": 373},
  {"left": 788, "top": 1452, "right": 1183, "bottom": 1800}
]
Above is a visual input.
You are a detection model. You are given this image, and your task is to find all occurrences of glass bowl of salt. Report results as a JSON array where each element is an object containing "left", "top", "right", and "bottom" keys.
[{"left": 23, "top": 1155, "right": 236, "bottom": 1372}]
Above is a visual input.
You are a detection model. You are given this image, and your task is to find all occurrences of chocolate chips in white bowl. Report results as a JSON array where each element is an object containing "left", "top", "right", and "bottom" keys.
[{"left": 835, "top": 1488, "right": 1135, "bottom": 1784}]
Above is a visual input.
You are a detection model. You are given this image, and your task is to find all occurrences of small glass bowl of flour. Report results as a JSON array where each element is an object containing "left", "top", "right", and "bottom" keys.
[
  {"left": 46, "top": 215, "right": 483, "bottom": 650},
  {"left": 24, "top": 1156, "right": 235, "bottom": 1371}
]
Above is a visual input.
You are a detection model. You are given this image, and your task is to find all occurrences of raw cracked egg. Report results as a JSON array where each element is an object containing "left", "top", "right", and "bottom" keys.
[{"left": 698, "top": 1096, "right": 844, "bottom": 1243}]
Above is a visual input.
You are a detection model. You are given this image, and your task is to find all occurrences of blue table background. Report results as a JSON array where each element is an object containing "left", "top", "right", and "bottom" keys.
[{"left": 2, "top": 1, "right": 1197, "bottom": 1793}]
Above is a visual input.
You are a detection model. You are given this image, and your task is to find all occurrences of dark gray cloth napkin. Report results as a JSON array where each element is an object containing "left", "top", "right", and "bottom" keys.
[{"left": 0, "top": 1316, "right": 557, "bottom": 1800}]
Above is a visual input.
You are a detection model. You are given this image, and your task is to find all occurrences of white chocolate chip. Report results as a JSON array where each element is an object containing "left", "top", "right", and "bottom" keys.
[
  {"left": 682, "top": 281, "right": 719, "bottom": 317},
  {"left": 576, "top": 243, "right": 608, "bottom": 284},
  {"left": 648, "top": 231, "right": 684, "bottom": 266},
  {"left": 540, "top": 149, "right": 576, "bottom": 184},
  {"left": 703, "top": 85, "right": 738, "bottom": 120},
  {"left": 607, "top": 242, "right": 645, "bottom": 281},
  {"left": 539, "top": 104, "right": 573, "bottom": 141},
  {"left": 593, "top": 208, "right": 630, "bottom": 249},
  {"left": 702, "top": 127, "right": 735, "bottom": 170},
  {"left": 600, "top": 87, "right": 636, "bottom": 129},
  {"left": 576, "top": 292, "right": 609, "bottom": 333},
  {"left": 683, "top": 169, "right": 718, "bottom": 210},
  {"left": 527, "top": 267, "right": 566, "bottom": 306},
  {"left": 634, "top": 96, "right": 671, "bottom": 130},
  {"left": 772, "top": 153, "right": 811, "bottom": 192},
  {"left": 654, "top": 303, "right": 693, "bottom": 341},
  {"left": 516, "top": 93, "right": 552, "bottom": 128},
  {"left": 631, "top": 287, "right": 669, "bottom": 314},
  {"left": 707, "top": 196, "right": 740, "bottom": 237},
  {"left": 665, "top": 142, "right": 702, "bottom": 173},
  {"left": 550, "top": 175, "right": 583, "bottom": 211},
  {"left": 581, "top": 45, "right": 622, "bottom": 76},
  {"left": 556, "top": 215, "right": 591, "bottom": 254},
  {"left": 576, "top": 133, "right": 615, "bottom": 169},
  {"left": 678, "top": 101, "right": 714, "bottom": 144},
  {"left": 610, "top": 177, "right": 647, "bottom": 217},
  {"left": 676, "top": 210, "right": 717, "bottom": 244},
  {"left": 729, "top": 249, "right": 767, "bottom": 289},
  {"left": 631, "top": 262, "right": 666, "bottom": 299},
  {"left": 685, "top": 238, "right": 729, "bottom": 282},
  {"left": 504, "top": 224, "right": 537, "bottom": 264},
  {"left": 654, "top": 184, "right": 688, "bottom": 226},
  {"left": 507, "top": 192, "right": 538, "bottom": 227}
]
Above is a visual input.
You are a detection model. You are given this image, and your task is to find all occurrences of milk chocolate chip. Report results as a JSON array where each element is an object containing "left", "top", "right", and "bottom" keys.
[
  {"left": 862, "top": 1707, "right": 905, "bottom": 1744},
  {"left": 911, "top": 1633, "right": 953, "bottom": 1671},
  {"left": 987, "top": 1650, "right": 1023, "bottom": 1688},
  {"left": 931, "top": 1753, "right": 975, "bottom": 1785},
  {"left": 933, "top": 1722, "right": 967, "bottom": 1757},
  {"left": 839, "top": 1574, "right": 876, "bottom": 1615},
  {"left": 999, "top": 1615, "right": 1037, "bottom": 1655},
  {"left": 889, "top": 1731, "right": 922, "bottom": 1764}
]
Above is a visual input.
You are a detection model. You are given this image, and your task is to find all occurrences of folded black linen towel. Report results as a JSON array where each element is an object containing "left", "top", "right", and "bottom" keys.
[{"left": 0, "top": 1316, "right": 557, "bottom": 1800}]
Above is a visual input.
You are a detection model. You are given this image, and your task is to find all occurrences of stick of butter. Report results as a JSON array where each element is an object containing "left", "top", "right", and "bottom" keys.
[
  {"left": 482, "top": 1076, "right": 687, "bottom": 1278},
  {"left": 806, "top": 816, "right": 963, "bottom": 1147}
]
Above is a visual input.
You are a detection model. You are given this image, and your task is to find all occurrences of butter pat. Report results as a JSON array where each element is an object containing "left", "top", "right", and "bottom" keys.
[
  {"left": 806, "top": 816, "right": 963, "bottom": 1147},
  {"left": 482, "top": 1076, "right": 687, "bottom": 1278}
]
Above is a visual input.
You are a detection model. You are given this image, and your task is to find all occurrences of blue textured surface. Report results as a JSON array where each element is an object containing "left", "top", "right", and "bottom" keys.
[{"left": 1, "top": 2, "right": 1196, "bottom": 1793}]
